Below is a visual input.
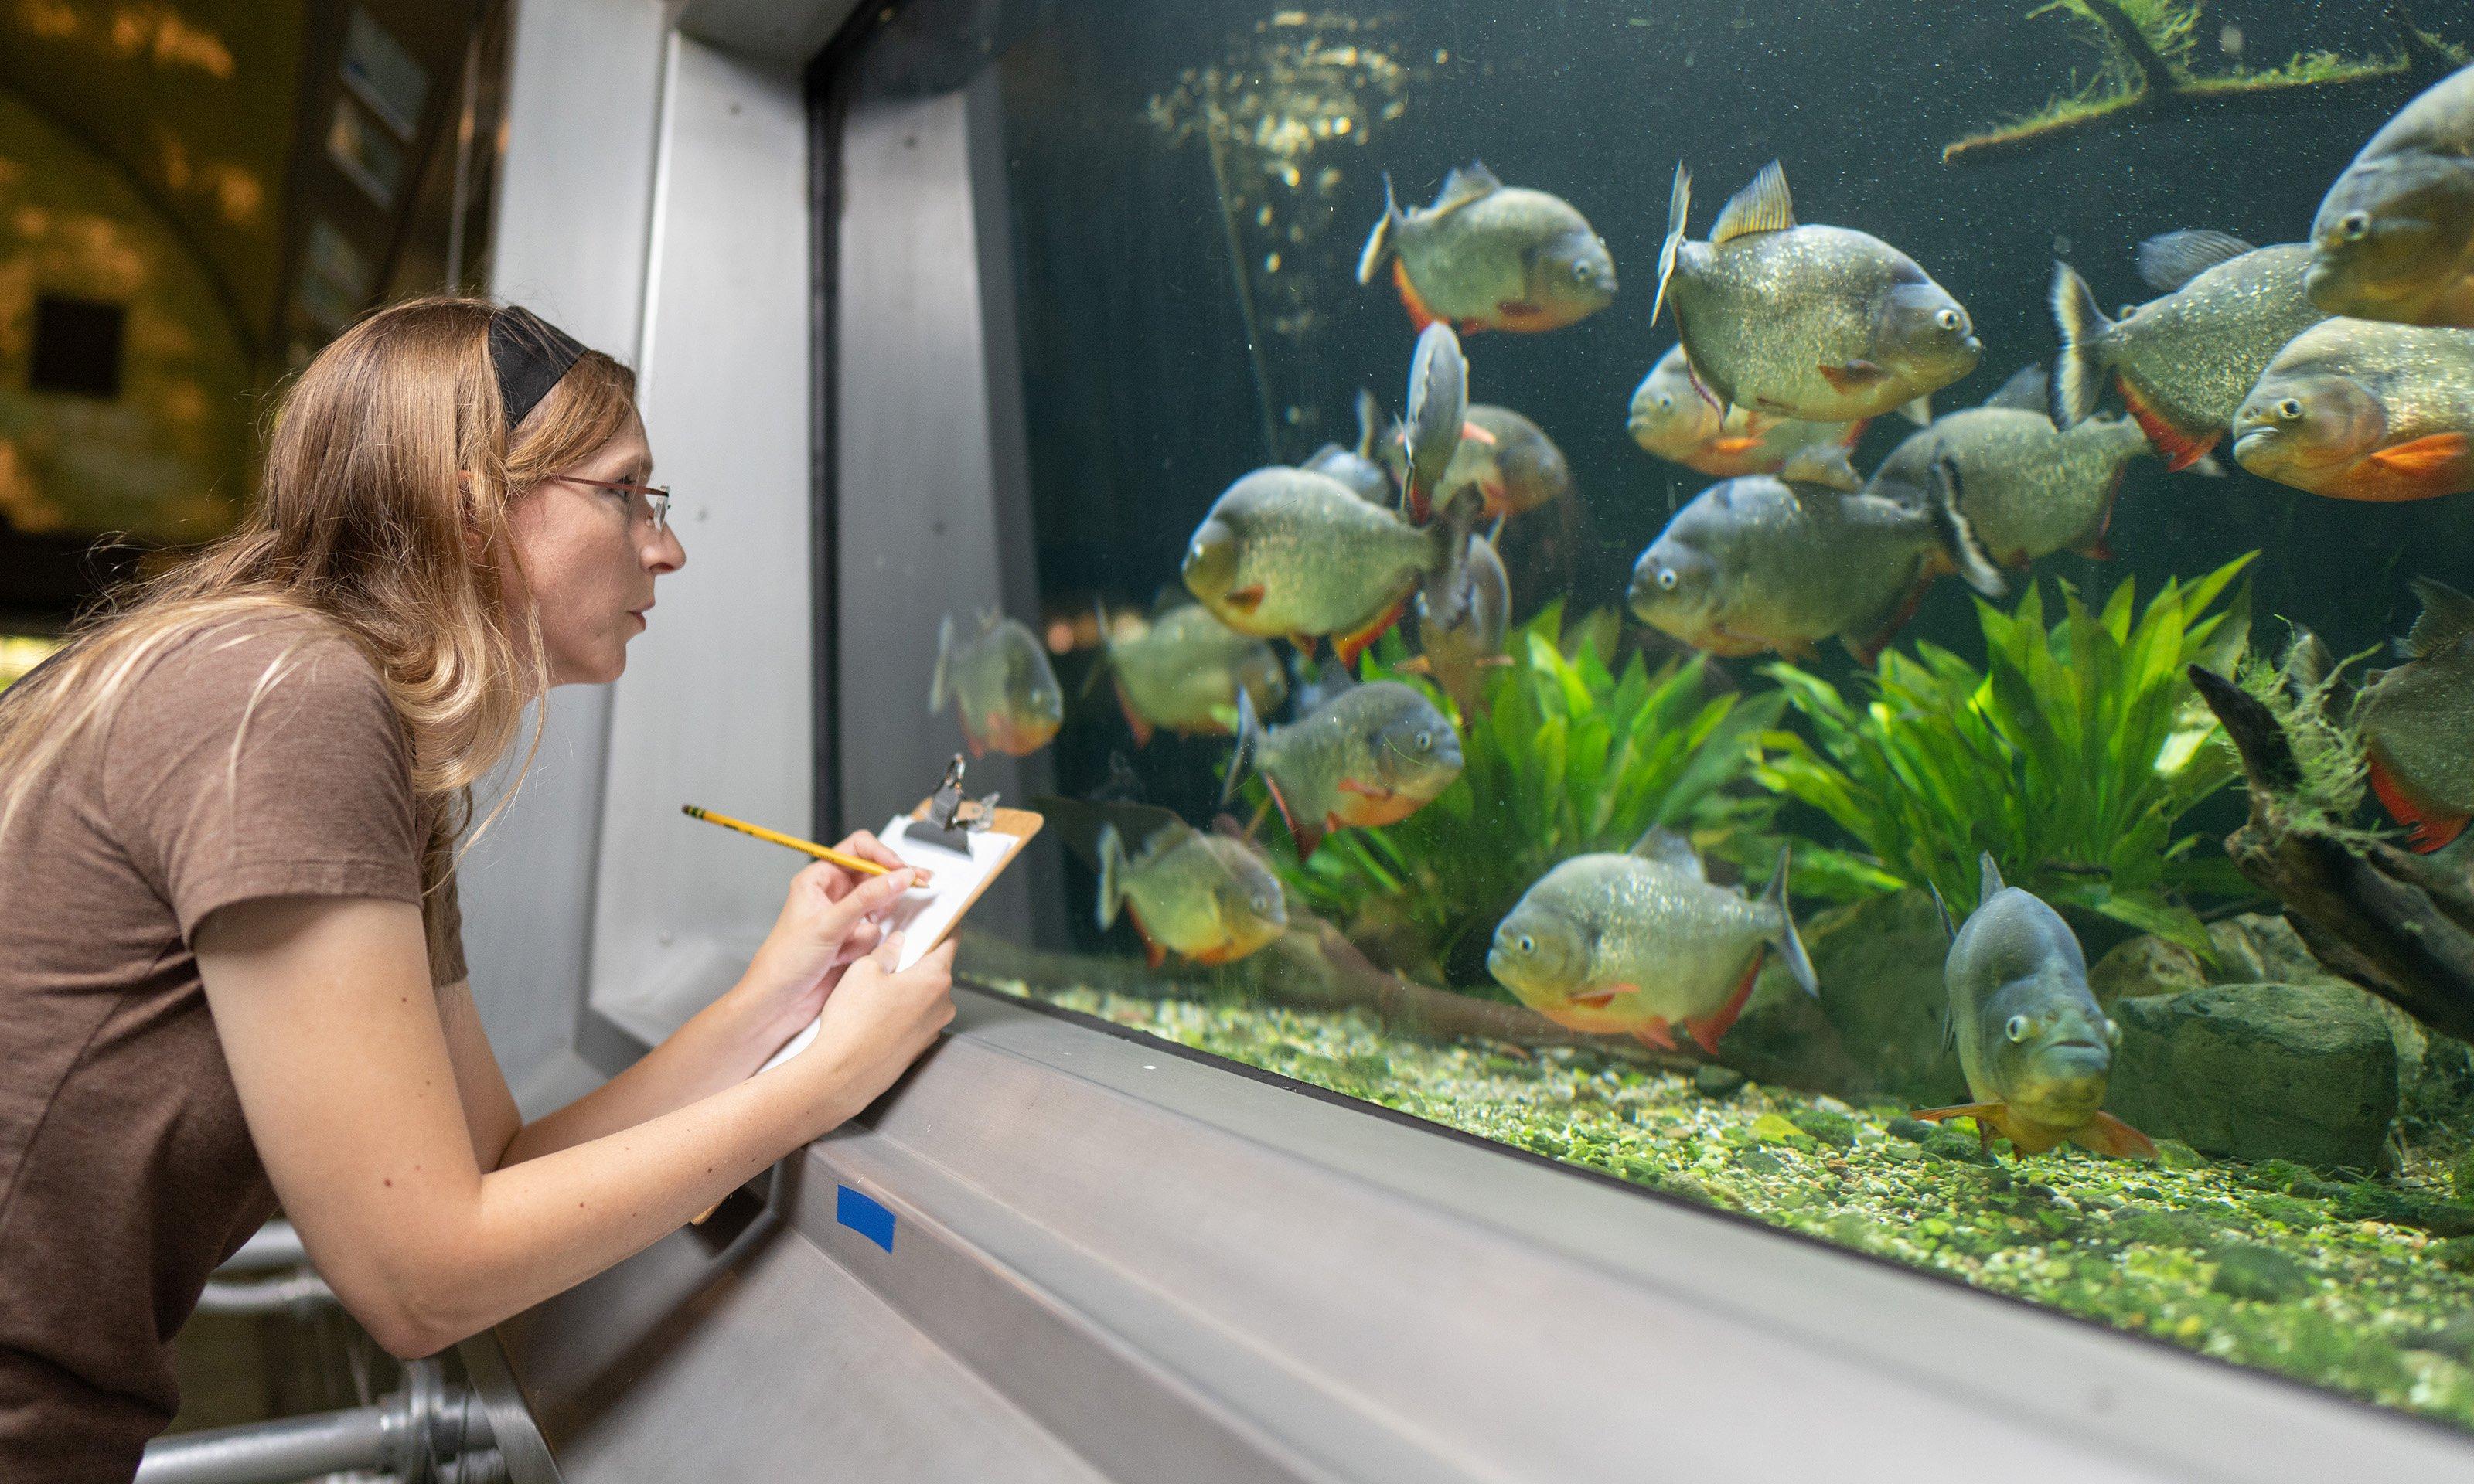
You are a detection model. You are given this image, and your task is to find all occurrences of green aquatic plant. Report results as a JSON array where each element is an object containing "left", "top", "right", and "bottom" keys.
[
  {"left": 2230, "top": 625, "right": 2387, "bottom": 846},
  {"left": 1757, "top": 556, "right": 2258, "bottom": 951},
  {"left": 1258, "top": 601, "right": 1784, "bottom": 989}
]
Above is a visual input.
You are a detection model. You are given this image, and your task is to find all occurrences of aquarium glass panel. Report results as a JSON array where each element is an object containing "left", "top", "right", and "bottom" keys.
[{"left": 833, "top": 0, "right": 2474, "bottom": 1431}]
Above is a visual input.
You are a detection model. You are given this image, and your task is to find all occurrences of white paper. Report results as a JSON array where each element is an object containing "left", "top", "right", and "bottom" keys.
[{"left": 754, "top": 815, "right": 1015, "bottom": 1075}]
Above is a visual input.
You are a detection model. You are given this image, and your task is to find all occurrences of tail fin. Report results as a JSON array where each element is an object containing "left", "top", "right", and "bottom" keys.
[
  {"left": 1422, "top": 488, "right": 1484, "bottom": 628},
  {"left": 2048, "top": 260, "right": 2115, "bottom": 427},
  {"left": 929, "top": 613, "right": 956, "bottom": 713},
  {"left": 1356, "top": 172, "right": 1402, "bottom": 286},
  {"left": 1925, "top": 455, "right": 2007, "bottom": 598},
  {"left": 1079, "top": 599, "right": 1113, "bottom": 699},
  {"left": 1355, "top": 386, "right": 1382, "bottom": 459},
  {"left": 1095, "top": 823, "right": 1127, "bottom": 930},
  {"left": 1763, "top": 852, "right": 1819, "bottom": 999},
  {"left": 1220, "top": 686, "right": 1266, "bottom": 808},
  {"left": 1651, "top": 161, "right": 1691, "bottom": 328}
]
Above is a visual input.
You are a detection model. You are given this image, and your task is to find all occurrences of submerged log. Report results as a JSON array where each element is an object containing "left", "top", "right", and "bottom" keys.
[{"left": 2187, "top": 664, "right": 2474, "bottom": 1043}]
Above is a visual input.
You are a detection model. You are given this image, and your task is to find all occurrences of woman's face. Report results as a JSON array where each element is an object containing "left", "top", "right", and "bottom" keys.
[{"left": 506, "top": 414, "right": 687, "bottom": 686}]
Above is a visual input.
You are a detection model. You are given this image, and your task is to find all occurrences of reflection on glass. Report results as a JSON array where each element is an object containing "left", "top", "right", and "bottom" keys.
[
  {"left": 325, "top": 95, "right": 404, "bottom": 208},
  {"left": 843, "top": 0, "right": 2474, "bottom": 1431},
  {"left": 341, "top": 6, "right": 431, "bottom": 138}
]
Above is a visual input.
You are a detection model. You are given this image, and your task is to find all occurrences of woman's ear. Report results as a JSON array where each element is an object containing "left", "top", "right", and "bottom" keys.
[{"left": 457, "top": 472, "right": 486, "bottom": 562}]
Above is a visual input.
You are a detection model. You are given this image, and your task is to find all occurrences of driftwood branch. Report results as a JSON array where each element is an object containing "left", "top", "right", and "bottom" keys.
[{"left": 2189, "top": 664, "right": 2474, "bottom": 1043}]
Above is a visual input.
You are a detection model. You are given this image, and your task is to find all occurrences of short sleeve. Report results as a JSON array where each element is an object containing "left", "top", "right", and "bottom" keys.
[
  {"left": 425, "top": 868, "right": 469, "bottom": 989},
  {"left": 104, "top": 614, "right": 426, "bottom": 944}
]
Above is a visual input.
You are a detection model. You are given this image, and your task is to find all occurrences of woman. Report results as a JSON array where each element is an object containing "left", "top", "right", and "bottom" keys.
[{"left": 0, "top": 298, "right": 956, "bottom": 1481}]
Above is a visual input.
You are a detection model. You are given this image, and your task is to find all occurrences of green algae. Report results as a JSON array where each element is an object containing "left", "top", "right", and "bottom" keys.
[{"left": 990, "top": 975, "right": 2474, "bottom": 1434}]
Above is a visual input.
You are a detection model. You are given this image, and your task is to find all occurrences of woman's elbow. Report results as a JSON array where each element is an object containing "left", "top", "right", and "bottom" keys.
[{"left": 322, "top": 1260, "right": 488, "bottom": 1359}]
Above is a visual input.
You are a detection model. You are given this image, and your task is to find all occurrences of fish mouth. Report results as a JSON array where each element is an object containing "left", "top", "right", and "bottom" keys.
[
  {"left": 1222, "top": 585, "right": 1265, "bottom": 614},
  {"left": 2232, "top": 427, "right": 2280, "bottom": 463}
]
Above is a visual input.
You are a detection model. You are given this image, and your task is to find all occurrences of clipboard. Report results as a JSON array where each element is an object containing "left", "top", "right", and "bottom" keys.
[{"left": 751, "top": 798, "right": 1041, "bottom": 1075}]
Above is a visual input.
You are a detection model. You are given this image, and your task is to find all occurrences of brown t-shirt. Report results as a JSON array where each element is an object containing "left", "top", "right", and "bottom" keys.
[{"left": 0, "top": 610, "right": 466, "bottom": 1482}]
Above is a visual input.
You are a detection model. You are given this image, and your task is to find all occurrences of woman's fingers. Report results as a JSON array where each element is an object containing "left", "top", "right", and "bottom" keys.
[
  {"left": 816, "top": 868, "right": 914, "bottom": 939},
  {"left": 837, "top": 918, "right": 883, "bottom": 965},
  {"left": 837, "top": 830, "right": 905, "bottom": 871}
]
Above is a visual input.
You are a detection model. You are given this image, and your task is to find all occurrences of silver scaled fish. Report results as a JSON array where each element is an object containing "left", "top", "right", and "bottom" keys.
[
  {"left": 1357, "top": 162, "right": 1617, "bottom": 335},
  {"left": 2357, "top": 578, "right": 2474, "bottom": 852},
  {"left": 1913, "top": 856, "right": 2155, "bottom": 1160},
  {"left": 1628, "top": 343, "right": 1864, "bottom": 478},
  {"left": 2050, "top": 230, "right": 2326, "bottom": 469},
  {"left": 1487, "top": 827, "right": 1818, "bottom": 1055},
  {"left": 1041, "top": 797, "right": 1288, "bottom": 968},
  {"left": 2307, "top": 63, "right": 2474, "bottom": 328},
  {"left": 1401, "top": 526, "right": 1511, "bottom": 716},
  {"left": 1628, "top": 456, "right": 2005, "bottom": 665},
  {"left": 1097, "top": 602, "right": 1288, "bottom": 747},
  {"left": 2230, "top": 316, "right": 2474, "bottom": 502},
  {"left": 930, "top": 611, "right": 1064, "bottom": 757},
  {"left": 1221, "top": 671, "right": 1462, "bottom": 859},
  {"left": 1651, "top": 161, "right": 1981, "bottom": 424},
  {"left": 1436, "top": 404, "right": 1572, "bottom": 519}
]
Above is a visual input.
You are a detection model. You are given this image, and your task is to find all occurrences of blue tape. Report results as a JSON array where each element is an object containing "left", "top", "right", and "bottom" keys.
[{"left": 836, "top": 1183, "right": 896, "bottom": 1253}]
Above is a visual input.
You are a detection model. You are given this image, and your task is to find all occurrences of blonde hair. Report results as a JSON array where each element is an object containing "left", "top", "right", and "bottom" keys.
[{"left": 0, "top": 295, "right": 640, "bottom": 897}]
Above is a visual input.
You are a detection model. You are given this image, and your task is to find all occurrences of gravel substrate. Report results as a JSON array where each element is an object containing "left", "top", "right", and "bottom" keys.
[{"left": 985, "top": 977, "right": 2474, "bottom": 1435}]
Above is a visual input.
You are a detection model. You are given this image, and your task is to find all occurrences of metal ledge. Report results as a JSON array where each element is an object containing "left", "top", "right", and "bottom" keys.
[{"left": 502, "top": 986, "right": 2474, "bottom": 1482}]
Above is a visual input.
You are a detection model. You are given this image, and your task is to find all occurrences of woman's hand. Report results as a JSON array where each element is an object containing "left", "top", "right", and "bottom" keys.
[
  {"left": 735, "top": 831, "right": 918, "bottom": 1048},
  {"left": 793, "top": 931, "right": 957, "bottom": 1125}
]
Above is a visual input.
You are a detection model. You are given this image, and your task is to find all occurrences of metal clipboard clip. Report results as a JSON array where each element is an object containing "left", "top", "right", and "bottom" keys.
[{"left": 910, "top": 753, "right": 1002, "bottom": 855}]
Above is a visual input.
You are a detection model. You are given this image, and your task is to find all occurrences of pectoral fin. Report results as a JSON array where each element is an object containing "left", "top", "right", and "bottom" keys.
[
  {"left": 1817, "top": 359, "right": 1891, "bottom": 393},
  {"left": 1392, "top": 259, "right": 1438, "bottom": 333},
  {"left": 1634, "top": 1017, "right": 1679, "bottom": 1052},
  {"left": 2067, "top": 1111, "right": 2159, "bottom": 1161},
  {"left": 2368, "top": 753, "right": 2471, "bottom": 852},
  {"left": 1333, "top": 592, "right": 1410, "bottom": 668}
]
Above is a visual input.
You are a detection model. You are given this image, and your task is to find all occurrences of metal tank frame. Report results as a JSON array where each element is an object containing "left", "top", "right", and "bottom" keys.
[{"left": 454, "top": 1, "right": 2474, "bottom": 1479}]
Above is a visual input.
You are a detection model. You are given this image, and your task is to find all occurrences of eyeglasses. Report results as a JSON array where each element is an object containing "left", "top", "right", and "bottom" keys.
[{"left": 546, "top": 475, "right": 673, "bottom": 533}]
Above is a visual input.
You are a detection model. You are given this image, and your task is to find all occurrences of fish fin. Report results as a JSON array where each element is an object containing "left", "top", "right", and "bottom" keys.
[
  {"left": 1113, "top": 678, "right": 1155, "bottom": 748},
  {"left": 1220, "top": 686, "right": 1265, "bottom": 808},
  {"left": 2116, "top": 377, "right": 2219, "bottom": 471},
  {"left": 1356, "top": 171, "right": 1401, "bottom": 286},
  {"left": 1634, "top": 1018, "right": 1680, "bottom": 1053},
  {"left": 1628, "top": 825, "right": 1705, "bottom": 877},
  {"left": 2074, "top": 534, "right": 2118, "bottom": 561},
  {"left": 1709, "top": 159, "right": 1794, "bottom": 246},
  {"left": 1290, "top": 808, "right": 1326, "bottom": 860},
  {"left": 1334, "top": 591, "right": 1412, "bottom": 669},
  {"left": 1762, "top": 852, "right": 1820, "bottom": 999},
  {"left": 1393, "top": 654, "right": 1433, "bottom": 675},
  {"left": 1461, "top": 418, "right": 1499, "bottom": 446},
  {"left": 1980, "top": 851, "right": 2006, "bottom": 900},
  {"left": 1913, "top": 1101, "right": 2017, "bottom": 1152},
  {"left": 929, "top": 613, "right": 956, "bottom": 713},
  {"left": 1334, "top": 777, "right": 1384, "bottom": 798},
  {"left": 963, "top": 728, "right": 986, "bottom": 760},
  {"left": 1927, "top": 882, "right": 1958, "bottom": 943},
  {"left": 2184, "top": 452, "right": 2227, "bottom": 477},
  {"left": 2404, "top": 577, "right": 2474, "bottom": 658},
  {"left": 2362, "top": 432, "right": 2474, "bottom": 495},
  {"left": 2047, "top": 260, "right": 2115, "bottom": 428},
  {"left": 1125, "top": 904, "right": 1166, "bottom": 971},
  {"left": 1392, "top": 257, "right": 1439, "bottom": 334},
  {"left": 1569, "top": 986, "right": 1624, "bottom": 1009},
  {"left": 1838, "top": 417, "right": 1873, "bottom": 447},
  {"left": 1816, "top": 359, "right": 1892, "bottom": 393},
  {"left": 1417, "top": 486, "right": 1484, "bottom": 628},
  {"left": 1430, "top": 161, "right": 1503, "bottom": 215},
  {"left": 1095, "top": 823, "right": 1126, "bottom": 930},
  {"left": 1924, "top": 454, "right": 2009, "bottom": 599},
  {"left": 2135, "top": 229, "right": 2254, "bottom": 294},
  {"left": 1981, "top": 362, "right": 2050, "bottom": 414},
  {"left": 1899, "top": 393, "right": 1934, "bottom": 427},
  {"left": 2368, "top": 751, "right": 2470, "bottom": 852},
  {"left": 1476, "top": 654, "right": 1515, "bottom": 667},
  {"left": 1652, "top": 160, "right": 1690, "bottom": 327},
  {"left": 2067, "top": 1112, "right": 2159, "bottom": 1161},
  {"left": 1777, "top": 442, "right": 1861, "bottom": 492},
  {"left": 1685, "top": 949, "right": 1765, "bottom": 1054},
  {"left": 1708, "top": 434, "right": 1763, "bottom": 455},
  {"left": 1355, "top": 386, "right": 1383, "bottom": 458}
]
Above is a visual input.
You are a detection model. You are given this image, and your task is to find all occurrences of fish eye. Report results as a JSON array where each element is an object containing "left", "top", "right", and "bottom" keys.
[
  {"left": 1414, "top": 730, "right": 1433, "bottom": 750},
  {"left": 2104, "top": 1018, "right": 2122, "bottom": 1047},
  {"left": 2339, "top": 209, "right": 2373, "bottom": 241},
  {"left": 1518, "top": 934, "right": 1535, "bottom": 953},
  {"left": 2004, "top": 1014, "right": 2033, "bottom": 1043},
  {"left": 2277, "top": 398, "right": 2304, "bottom": 421},
  {"left": 1656, "top": 567, "right": 1679, "bottom": 591},
  {"left": 1935, "top": 308, "right": 1961, "bottom": 331},
  {"left": 1655, "top": 393, "right": 1675, "bottom": 411}
]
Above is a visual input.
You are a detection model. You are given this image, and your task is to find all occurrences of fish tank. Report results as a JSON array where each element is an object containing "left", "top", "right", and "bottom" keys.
[{"left": 835, "top": 0, "right": 2474, "bottom": 1435}]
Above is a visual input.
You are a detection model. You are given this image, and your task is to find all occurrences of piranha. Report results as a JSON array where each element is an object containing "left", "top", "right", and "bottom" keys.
[
  {"left": 1435, "top": 404, "right": 1571, "bottom": 519},
  {"left": 2306, "top": 63, "right": 2474, "bottom": 328},
  {"left": 1300, "top": 389, "right": 1392, "bottom": 505},
  {"left": 1402, "top": 322, "right": 1471, "bottom": 522},
  {"left": 1039, "top": 797, "right": 1288, "bottom": 969},
  {"left": 2050, "top": 230, "right": 2326, "bottom": 470},
  {"left": 2356, "top": 577, "right": 2474, "bottom": 851},
  {"left": 1400, "top": 525, "right": 1511, "bottom": 715},
  {"left": 1913, "top": 855, "right": 2155, "bottom": 1160},
  {"left": 1651, "top": 160, "right": 1980, "bottom": 424},
  {"left": 2229, "top": 317, "right": 2474, "bottom": 503},
  {"left": 1356, "top": 162, "right": 1617, "bottom": 335},
  {"left": 1627, "top": 343, "right": 1864, "bottom": 478},
  {"left": 1866, "top": 364, "right": 2189, "bottom": 567},
  {"left": 1181, "top": 465, "right": 1469, "bottom": 666},
  {"left": 1627, "top": 454, "right": 2006, "bottom": 665},
  {"left": 1487, "top": 828, "right": 1818, "bottom": 1055},
  {"left": 1096, "top": 601, "right": 1288, "bottom": 747},
  {"left": 930, "top": 611, "right": 1064, "bottom": 757},
  {"left": 1221, "top": 670, "right": 1463, "bottom": 859}
]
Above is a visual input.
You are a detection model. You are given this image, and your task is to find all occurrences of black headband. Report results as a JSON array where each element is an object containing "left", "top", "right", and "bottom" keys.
[{"left": 487, "top": 306, "right": 588, "bottom": 431}]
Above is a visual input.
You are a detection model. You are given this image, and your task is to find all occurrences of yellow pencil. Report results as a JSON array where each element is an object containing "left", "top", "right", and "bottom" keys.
[{"left": 680, "top": 805, "right": 929, "bottom": 886}]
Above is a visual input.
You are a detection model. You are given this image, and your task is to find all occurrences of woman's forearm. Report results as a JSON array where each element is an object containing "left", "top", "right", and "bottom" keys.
[{"left": 497, "top": 981, "right": 794, "bottom": 1166}]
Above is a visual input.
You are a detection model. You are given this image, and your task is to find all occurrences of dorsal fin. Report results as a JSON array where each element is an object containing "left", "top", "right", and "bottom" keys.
[
  {"left": 1982, "top": 363, "right": 2050, "bottom": 414},
  {"left": 1978, "top": 851, "right": 2006, "bottom": 903},
  {"left": 1709, "top": 161, "right": 1794, "bottom": 247},
  {"left": 1629, "top": 825, "right": 1705, "bottom": 879},
  {"left": 2135, "top": 230, "right": 2254, "bottom": 293},
  {"left": 1428, "top": 162, "right": 1504, "bottom": 216},
  {"left": 2402, "top": 577, "right": 2474, "bottom": 659}
]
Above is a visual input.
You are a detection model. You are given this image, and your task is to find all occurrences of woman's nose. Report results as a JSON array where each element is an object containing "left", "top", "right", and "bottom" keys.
[{"left": 646, "top": 521, "right": 686, "bottom": 575}]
